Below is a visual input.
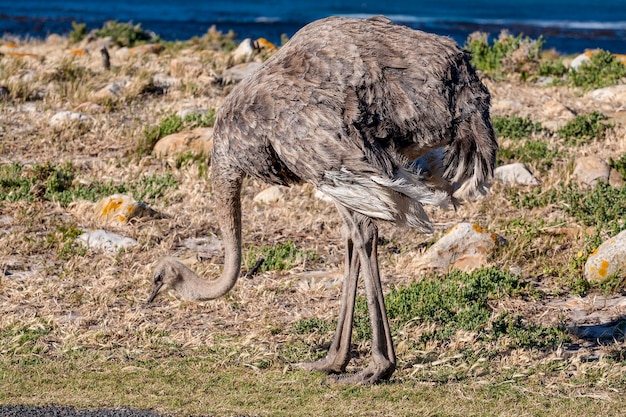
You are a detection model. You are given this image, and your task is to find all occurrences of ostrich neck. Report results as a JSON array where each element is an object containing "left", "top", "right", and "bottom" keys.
[{"left": 182, "top": 161, "right": 243, "bottom": 301}]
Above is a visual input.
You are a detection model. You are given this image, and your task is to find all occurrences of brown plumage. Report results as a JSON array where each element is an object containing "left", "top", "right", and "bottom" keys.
[{"left": 149, "top": 16, "right": 498, "bottom": 384}]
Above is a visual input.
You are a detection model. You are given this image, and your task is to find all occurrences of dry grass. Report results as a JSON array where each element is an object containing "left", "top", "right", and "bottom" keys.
[{"left": 1, "top": 32, "right": 625, "bottom": 416}]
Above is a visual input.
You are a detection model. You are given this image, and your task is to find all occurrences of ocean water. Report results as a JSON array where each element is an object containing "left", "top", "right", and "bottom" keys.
[{"left": 0, "top": 0, "right": 624, "bottom": 54}]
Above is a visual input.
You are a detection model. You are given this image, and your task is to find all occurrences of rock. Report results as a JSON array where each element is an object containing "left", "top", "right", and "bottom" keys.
[
  {"left": 585, "top": 229, "right": 626, "bottom": 282},
  {"left": 253, "top": 186, "right": 284, "bottom": 204},
  {"left": 573, "top": 156, "right": 610, "bottom": 186},
  {"left": 169, "top": 57, "right": 204, "bottom": 78},
  {"left": 94, "top": 194, "right": 157, "bottom": 223},
  {"left": 231, "top": 38, "right": 255, "bottom": 62},
  {"left": 608, "top": 169, "right": 624, "bottom": 188},
  {"left": 76, "top": 229, "right": 137, "bottom": 252},
  {"left": 494, "top": 163, "right": 539, "bottom": 186},
  {"left": 91, "top": 81, "right": 127, "bottom": 100},
  {"left": 570, "top": 53, "right": 591, "bottom": 70},
  {"left": 221, "top": 62, "right": 261, "bottom": 84},
  {"left": 414, "top": 223, "right": 505, "bottom": 272},
  {"left": 547, "top": 294, "right": 626, "bottom": 339},
  {"left": 588, "top": 84, "right": 626, "bottom": 107},
  {"left": 152, "top": 127, "right": 213, "bottom": 157},
  {"left": 49, "top": 111, "right": 88, "bottom": 127}
]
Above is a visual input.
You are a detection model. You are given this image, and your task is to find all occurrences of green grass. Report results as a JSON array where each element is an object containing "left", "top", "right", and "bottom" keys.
[
  {"left": 352, "top": 268, "right": 564, "bottom": 350},
  {"left": 492, "top": 115, "right": 543, "bottom": 140},
  {"left": 557, "top": 111, "right": 613, "bottom": 146},
  {"left": 1, "top": 348, "right": 623, "bottom": 416},
  {"left": 244, "top": 241, "right": 316, "bottom": 273},
  {"left": 0, "top": 162, "right": 177, "bottom": 206},
  {"left": 497, "top": 139, "right": 559, "bottom": 170},
  {"left": 609, "top": 153, "right": 626, "bottom": 180}
]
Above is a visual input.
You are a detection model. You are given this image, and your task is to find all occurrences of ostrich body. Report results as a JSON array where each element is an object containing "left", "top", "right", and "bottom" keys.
[{"left": 149, "top": 16, "right": 497, "bottom": 384}]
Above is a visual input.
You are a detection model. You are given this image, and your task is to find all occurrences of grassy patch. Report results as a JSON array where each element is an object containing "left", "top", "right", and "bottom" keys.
[
  {"left": 609, "top": 153, "right": 626, "bottom": 180},
  {"left": 353, "top": 268, "right": 563, "bottom": 349},
  {"left": 465, "top": 31, "right": 543, "bottom": 76},
  {"left": 497, "top": 139, "right": 560, "bottom": 169},
  {"left": 492, "top": 115, "right": 543, "bottom": 140},
  {"left": 244, "top": 241, "right": 316, "bottom": 273},
  {"left": 557, "top": 111, "right": 613, "bottom": 146},
  {"left": 0, "top": 162, "right": 177, "bottom": 206}
]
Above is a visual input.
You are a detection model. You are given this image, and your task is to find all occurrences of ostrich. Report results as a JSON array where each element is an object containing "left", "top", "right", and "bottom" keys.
[{"left": 148, "top": 16, "right": 498, "bottom": 384}]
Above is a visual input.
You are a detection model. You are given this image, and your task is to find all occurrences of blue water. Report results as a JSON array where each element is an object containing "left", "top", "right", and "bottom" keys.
[{"left": 0, "top": 0, "right": 624, "bottom": 54}]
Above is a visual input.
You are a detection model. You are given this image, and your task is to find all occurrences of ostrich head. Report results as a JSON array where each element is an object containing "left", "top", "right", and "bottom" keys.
[{"left": 147, "top": 257, "right": 186, "bottom": 303}]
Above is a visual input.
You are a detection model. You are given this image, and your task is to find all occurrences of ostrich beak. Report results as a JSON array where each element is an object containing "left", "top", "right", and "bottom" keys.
[{"left": 147, "top": 281, "right": 163, "bottom": 303}]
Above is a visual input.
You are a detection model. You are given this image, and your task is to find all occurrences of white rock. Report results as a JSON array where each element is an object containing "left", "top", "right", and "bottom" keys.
[
  {"left": 585, "top": 229, "right": 626, "bottom": 282},
  {"left": 181, "top": 236, "right": 223, "bottom": 253},
  {"left": 49, "top": 111, "right": 88, "bottom": 127},
  {"left": 588, "top": 84, "right": 626, "bottom": 106},
  {"left": 570, "top": 53, "right": 591, "bottom": 70},
  {"left": 494, "top": 163, "right": 539, "bottom": 186},
  {"left": 231, "top": 38, "right": 255, "bottom": 62},
  {"left": 92, "top": 81, "right": 126, "bottom": 100},
  {"left": 222, "top": 62, "right": 261, "bottom": 84},
  {"left": 76, "top": 229, "right": 138, "bottom": 252},
  {"left": 573, "top": 156, "right": 610, "bottom": 186},
  {"left": 414, "top": 223, "right": 505, "bottom": 272},
  {"left": 253, "top": 186, "right": 284, "bottom": 204}
]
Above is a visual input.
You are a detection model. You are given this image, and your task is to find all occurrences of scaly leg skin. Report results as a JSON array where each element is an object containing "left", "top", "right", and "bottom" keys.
[
  {"left": 297, "top": 222, "right": 360, "bottom": 374},
  {"left": 327, "top": 209, "right": 396, "bottom": 384}
]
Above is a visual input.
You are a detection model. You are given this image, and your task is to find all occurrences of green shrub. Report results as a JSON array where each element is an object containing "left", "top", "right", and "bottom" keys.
[
  {"left": 567, "top": 50, "right": 626, "bottom": 90},
  {"left": 95, "top": 21, "right": 158, "bottom": 47},
  {"left": 68, "top": 21, "right": 88, "bottom": 44},
  {"left": 492, "top": 116, "right": 543, "bottom": 140},
  {"left": 557, "top": 111, "right": 612, "bottom": 146},
  {"left": 465, "top": 31, "right": 544, "bottom": 75},
  {"left": 609, "top": 153, "right": 626, "bottom": 180}
]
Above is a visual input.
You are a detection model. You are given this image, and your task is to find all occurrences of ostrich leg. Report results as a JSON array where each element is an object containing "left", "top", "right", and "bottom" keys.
[
  {"left": 298, "top": 222, "right": 360, "bottom": 373},
  {"left": 329, "top": 206, "right": 396, "bottom": 384}
]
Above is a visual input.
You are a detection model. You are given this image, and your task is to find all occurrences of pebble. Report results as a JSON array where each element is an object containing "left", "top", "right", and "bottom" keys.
[
  {"left": 572, "top": 156, "right": 610, "bottom": 186},
  {"left": 584, "top": 229, "right": 626, "bottom": 282},
  {"left": 253, "top": 186, "right": 284, "bottom": 204},
  {"left": 587, "top": 84, "right": 626, "bottom": 107},
  {"left": 570, "top": 53, "right": 591, "bottom": 70},
  {"left": 414, "top": 223, "right": 505, "bottom": 272},
  {"left": 91, "top": 81, "right": 127, "bottom": 100},
  {"left": 76, "top": 229, "right": 138, "bottom": 252},
  {"left": 494, "top": 163, "right": 539, "bottom": 186}
]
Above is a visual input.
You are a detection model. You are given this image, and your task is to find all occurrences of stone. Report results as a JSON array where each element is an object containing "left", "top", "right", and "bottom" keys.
[
  {"left": 231, "top": 38, "right": 255, "bottom": 62},
  {"left": 91, "top": 81, "right": 127, "bottom": 100},
  {"left": 585, "top": 229, "right": 626, "bottom": 282},
  {"left": 608, "top": 169, "right": 624, "bottom": 188},
  {"left": 541, "top": 100, "right": 576, "bottom": 130},
  {"left": 570, "top": 53, "right": 591, "bottom": 70},
  {"left": 221, "top": 62, "right": 261, "bottom": 84},
  {"left": 253, "top": 186, "right": 284, "bottom": 204},
  {"left": 49, "top": 111, "right": 88, "bottom": 127},
  {"left": 152, "top": 127, "right": 213, "bottom": 157},
  {"left": 94, "top": 194, "right": 157, "bottom": 223},
  {"left": 573, "top": 156, "right": 610, "bottom": 186},
  {"left": 76, "top": 229, "right": 137, "bottom": 252},
  {"left": 180, "top": 236, "right": 223, "bottom": 254},
  {"left": 414, "top": 223, "right": 505, "bottom": 272},
  {"left": 494, "top": 163, "right": 539, "bottom": 186},
  {"left": 588, "top": 84, "right": 626, "bottom": 107}
]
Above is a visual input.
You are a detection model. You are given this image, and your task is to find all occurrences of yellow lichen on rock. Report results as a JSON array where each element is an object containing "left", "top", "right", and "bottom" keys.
[{"left": 94, "top": 194, "right": 157, "bottom": 224}]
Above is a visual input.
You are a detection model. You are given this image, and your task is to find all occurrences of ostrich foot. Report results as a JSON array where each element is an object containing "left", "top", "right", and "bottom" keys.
[
  {"left": 326, "top": 359, "right": 395, "bottom": 385},
  {"left": 295, "top": 355, "right": 348, "bottom": 374}
]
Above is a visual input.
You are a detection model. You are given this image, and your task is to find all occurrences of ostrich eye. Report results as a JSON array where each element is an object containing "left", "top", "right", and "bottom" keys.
[{"left": 153, "top": 272, "right": 163, "bottom": 284}]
